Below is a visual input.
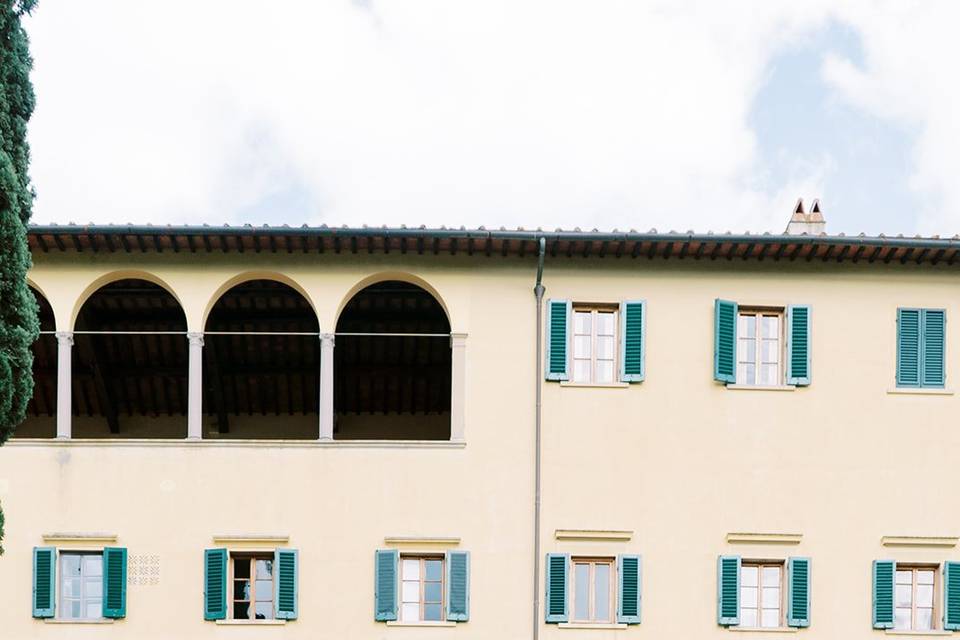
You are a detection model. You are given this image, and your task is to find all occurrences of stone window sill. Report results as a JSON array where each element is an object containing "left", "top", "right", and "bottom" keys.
[
  {"left": 887, "top": 388, "right": 954, "bottom": 396},
  {"left": 215, "top": 619, "right": 287, "bottom": 626},
  {"left": 726, "top": 384, "right": 796, "bottom": 392},
  {"left": 885, "top": 631, "right": 952, "bottom": 636},
  {"left": 726, "top": 627, "right": 798, "bottom": 633},
  {"left": 386, "top": 621, "right": 457, "bottom": 627},
  {"left": 560, "top": 382, "right": 630, "bottom": 389},
  {"left": 45, "top": 619, "right": 114, "bottom": 624},
  {"left": 558, "top": 623, "right": 628, "bottom": 630}
]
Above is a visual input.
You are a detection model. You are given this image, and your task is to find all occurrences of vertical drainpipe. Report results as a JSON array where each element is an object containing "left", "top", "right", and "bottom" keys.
[{"left": 533, "top": 237, "right": 546, "bottom": 640}]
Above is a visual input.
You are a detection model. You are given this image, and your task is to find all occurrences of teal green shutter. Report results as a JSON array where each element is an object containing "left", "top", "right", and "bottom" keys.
[
  {"left": 922, "top": 309, "right": 945, "bottom": 387},
  {"left": 897, "top": 308, "right": 921, "bottom": 387},
  {"left": 620, "top": 301, "right": 646, "bottom": 382},
  {"left": 32, "top": 546, "right": 56, "bottom": 618},
  {"left": 545, "top": 553, "right": 569, "bottom": 623},
  {"left": 873, "top": 560, "right": 895, "bottom": 629},
  {"left": 275, "top": 548, "right": 298, "bottom": 620},
  {"left": 546, "top": 299, "right": 571, "bottom": 381},
  {"left": 717, "top": 555, "right": 740, "bottom": 625},
  {"left": 102, "top": 547, "right": 127, "bottom": 618},
  {"left": 786, "top": 305, "right": 811, "bottom": 386},
  {"left": 714, "top": 299, "right": 737, "bottom": 383},
  {"left": 375, "top": 549, "right": 398, "bottom": 621},
  {"left": 445, "top": 551, "right": 470, "bottom": 622},
  {"left": 204, "top": 548, "right": 227, "bottom": 620},
  {"left": 945, "top": 562, "right": 960, "bottom": 630},
  {"left": 786, "top": 557, "right": 810, "bottom": 627},
  {"left": 617, "top": 554, "right": 641, "bottom": 624}
]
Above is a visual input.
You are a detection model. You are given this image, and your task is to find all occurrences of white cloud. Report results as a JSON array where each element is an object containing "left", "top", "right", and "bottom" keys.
[{"left": 25, "top": 1, "right": 957, "bottom": 234}]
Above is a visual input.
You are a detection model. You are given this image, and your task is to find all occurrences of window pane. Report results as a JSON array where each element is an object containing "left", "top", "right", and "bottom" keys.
[
  {"left": 739, "top": 314, "right": 756, "bottom": 337},
  {"left": 573, "top": 359, "right": 591, "bottom": 383},
  {"left": 741, "top": 566, "right": 759, "bottom": 587},
  {"left": 742, "top": 363, "right": 755, "bottom": 385},
  {"left": 83, "top": 555, "right": 102, "bottom": 577},
  {"left": 896, "top": 584, "right": 913, "bottom": 608},
  {"left": 896, "top": 570, "right": 913, "bottom": 584},
  {"left": 760, "top": 339, "right": 779, "bottom": 363},
  {"left": 255, "top": 601, "right": 273, "bottom": 620},
  {"left": 402, "top": 581, "right": 419, "bottom": 603},
  {"left": 402, "top": 559, "right": 420, "bottom": 580},
  {"left": 740, "top": 608, "right": 758, "bottom": 627},
  {"left": 425, "top": 560, "right": 442, "bottom": 581},
  {"left": 575, "top": 312, "right": 591, "bottom": 334},
  {"left": 918, "top": 570, "right": 935, "bottom": 585},
  {"left": 235, "top": 559, "right": 250, "bottom": 579},
  {"left": 596, "top": 312, "right": 615, "bottom": 335},
  {"left": 738, "top": 338, "right": 756, "bottom": 364},
  {"left": 424, "top": 604, "right": 443, "bottom": 621},
  {"left": 574, "top": 336, "right": 592, "bottom": 358},
  {"left": 761, "top": 315, "right": 779, "bottom": 339},
  {"left": 917, "top": 607, "right": 934, "bottom": 630},
  {"left": 234, "top": 602, "right": 250, "bottom": 620},
  {"left": 255, "top": 559, "right": 273, "bottom": 579},
  {"left": 759, "top": 364, "right": 778, "bottom": 385},
  {"left": 234, "top": 580, "right": 250, "bottom": 600},
  {"left": 85, "top": 578, "right": 102, "bottom": 599},
  {"left": 62, "top": 555, "right": 81, "bottom": 576},
  {"left": 595, "top": 564, "right": 610, "bottom": 621},
  {"left": 762, "top": 587, "right": 779, "bottom": 608},
  {"left": 741, "top": 586, "right": 758, "bottom": 608},
  {"left": 917, "top": 584, "right": 934, "bottom": 607},
  {"left": 255, "top": 579, "right": 272, "bottom": 601},
  {"left": 401, "top": 603, "right": 419, "bottom": 622},
  {"left": 574, "top": 564, "right": 589, "bottom": 620},
  {"left": 761, "top": 608, "right": 779, "bottom": 628},
  {"left": 895, "top": 608, "right": 911, "bottom": 630},
  {"left": 85, "top": 600, "right": 102, "bottom": 620},
  {"left": 68, "top": 600, "right": 82, "bottom": 619},
  {"left": 596, "top": 360, "right": 614, "bottom": 383},
  {"left": 596, "top": 335, "right": 614, "bottom": 360},
  {"left": 425, "top": 582, "right": 442, "bottom": 603},
  {"left": 762, "top": 566, "right": 781, "bottom": 587},
  {"left": 63, "top": 578, "right": 81, "bottom": 599}
]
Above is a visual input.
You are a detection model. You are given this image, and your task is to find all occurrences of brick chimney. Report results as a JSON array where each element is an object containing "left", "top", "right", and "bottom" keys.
[{"left": 784, "top": 198, "right": 826, "bottom": 235}]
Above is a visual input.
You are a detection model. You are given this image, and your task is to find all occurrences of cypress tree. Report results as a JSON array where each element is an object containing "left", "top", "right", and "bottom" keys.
[{"left": 0, "top": 0, "right": 39, "bottom": 554}]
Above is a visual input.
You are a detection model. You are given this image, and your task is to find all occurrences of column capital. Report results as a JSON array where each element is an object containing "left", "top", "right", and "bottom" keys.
[
  {"left": 450, "top": 332, "right": 468, "bottom": 348},
  {"left": 321, "top": 333, "right": 336, "bottom": 346},
  {"left": 55, "top": 331, "right": 74, "bottom": 346},
  {"left": 187, "top": 331, "right": 204, "bottom": 347}
]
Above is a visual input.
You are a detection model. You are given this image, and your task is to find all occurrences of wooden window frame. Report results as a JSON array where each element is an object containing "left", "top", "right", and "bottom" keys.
[
  {"left": 570, "top": 556, "right": 616, "bottom": 624},
  {"left": 895, "top": 564, "right": 940, "bottom": 631},
  {"left": 229, "top": 552, "right": 275, "bottom": 621},
  {"left": 399, "top": 554, "right": 445, "bottom": 623},
  {"left": 57, "top": 550, "right": 103, "bottom": 621},
  {"left": 571, "top": 304, "right": 619, "bottom": 384},
  {"left": 739, "top": 560, "right": 784, "bottom": 629},
  {"left": 736, "top": 307, "right": 785, "bottom": 387}
]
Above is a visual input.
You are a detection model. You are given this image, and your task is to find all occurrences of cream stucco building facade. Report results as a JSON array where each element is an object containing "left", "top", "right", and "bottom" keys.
[{"left": 1, "top": 222, "right": 959, "bottom": 639}]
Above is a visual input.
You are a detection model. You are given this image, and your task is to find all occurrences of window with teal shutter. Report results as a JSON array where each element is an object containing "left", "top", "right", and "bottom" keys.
[
  {"left": 545, "top": 553, "right": 569, "bottom": 623},
  {"left": 204, "top": 548, "right": 227, "bottom": 620},
  {"left": 945, "top": 562, "right": 960, "bottom": 630},
  {"left": 274, "top": 548, "right": 298, "bottom": 620},
  {"left": 873, "top": 559, "right": 896, "bottom": 629},
  {"left": 620, "top": 301, "right": 646, "bottom": 382},
  {"left": 897, "top": 308, "right": 945, "bottom": 388},
  {"left": 32, "top": 546, "right": 56, "bottom": 618},
  {"left": 545, "top": 299, "right": 571, "bottom": 381},
  {"left": 102, "top": 547, "right": 127, "bottom": 618},
  {"left": 717, "top": 555, "right": 740, "bottom": 625},
  {"left": 375, "top": 549, "right": 399, "bottom": 621},
  {"left": 786, "top": 305, "right": 811, "bottom": 386},
  {"left": 445, "top": 551, "right": 470, "bottom": 621},
  {"left": 714, "top": 300, "right": 737, "bottom": 383},
  {"left": 617, "top": 554, "right": 641, "bottom": 624},
  {"left": 786, "top": 557, "right": 810, "bottom": 627}
]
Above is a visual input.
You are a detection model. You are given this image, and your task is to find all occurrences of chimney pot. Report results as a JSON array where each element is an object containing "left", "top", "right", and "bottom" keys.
[{"left": 785, "top": 198, "right": 827, "bottom": 235}]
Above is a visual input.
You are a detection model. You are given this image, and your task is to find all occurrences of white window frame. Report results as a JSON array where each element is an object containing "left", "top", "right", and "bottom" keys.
[
  {"left": 571, "top": 304, "right": 619, "bottom": 384},
  {"left": 228, "top": 552, "right": 276, "bottom": 621},
  {"left": 570, "top": 556, "right": 616, "bottom": 624},
  {"left": 739, "top": 561, "right": 784, "bottom": 629},
  {"left": 736, "top": 308, "right": 785, "bottom": 386},
  {"left": 399, "top": 554, "right": 446, "bottom": 623},
  {"left": 57, "top": 550, "right": 103, "bottom": 621},
  {"left": 895, "top": 564, "right": 939, "bottom": 631}
]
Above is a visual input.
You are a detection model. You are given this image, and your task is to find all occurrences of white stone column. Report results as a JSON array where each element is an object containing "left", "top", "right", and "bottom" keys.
[
  {"left": 187, "top": 332, "right": 204, "bottom": 440},
  {"left": 450, "top": 333, "right": 467, "bottom": 443},
  {"left": 319, "top": 333, "right": 335, "bottom": 440},
  {"left": 55, "top": 331, "right": 73, "bottom": 439}
]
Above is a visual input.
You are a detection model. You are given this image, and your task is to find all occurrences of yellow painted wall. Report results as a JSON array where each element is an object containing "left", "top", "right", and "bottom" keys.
[{"left": 2, "top": 250, "right": 958, "bottom": 638}]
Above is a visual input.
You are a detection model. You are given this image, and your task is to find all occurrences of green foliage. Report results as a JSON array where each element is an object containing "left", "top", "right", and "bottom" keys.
[{"left": 0, "top": 0, "right": 39, "bottom": 554}]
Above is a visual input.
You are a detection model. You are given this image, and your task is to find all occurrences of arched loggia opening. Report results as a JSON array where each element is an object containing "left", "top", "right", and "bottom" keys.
[
  {"left": 335, "top": 280, "right": 451, "bottom": 440},
  {"left": 203, "top": 280, "right": 319, "bottom": 439},
  {"left": 73, "top": 279, "right": 188, "bottom": 438},
  {"left": 13, "top": 287, "right": 57, "bottom": 437}
]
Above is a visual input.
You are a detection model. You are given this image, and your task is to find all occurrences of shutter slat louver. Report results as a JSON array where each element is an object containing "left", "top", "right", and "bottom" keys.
[
  {"left": 873, "top": 560, "right": 896, "bottom": 629},
  {"left": 620, "top": 301, "right": 646, "bottom": 382},
  {"left": 786, "top": 305, "right": 811, "bottom": 385},
  {"left": 786, "top": 557, "right": 810, "bottom": 627},
  {"left": 446, "top": 551, "right": 470, "bottom": 621},
  {"left": 617, "top": 554, "right": 642, "bottom": 624},
  {"left": 204, "top": 548, "right": 227, "bottom": 621},
  {"left": 102, "top": 547, "right": 127, "bottom": 618},
  {"left": 922, "top": 309, "right": 945, "bottom": 387},
  {"left": 717, "top": 555, "right": 740, "bottom": 625},
  {"left": 275, "top": 548, "right": 298, "bottom": 620},
  {"left": 545, "top": 553, "right": 569, "bottom": 623},
  {"left": 546, "top": 300, "right": 570, "bottom": 380},
  {"left": 945, "top": 562, "right": 960, "bottom": 630},
  {"left": 714, "top": 300, "right": 737, "bottom": 383},
  {"left": 897, "top": 309, "right": 921, "bottom": 387},
  {"left": 375, "top": 549, "right": 398, "bottom": 621},
  {"left": 32, "top": 546, "right": 56, "bottom": 618}
]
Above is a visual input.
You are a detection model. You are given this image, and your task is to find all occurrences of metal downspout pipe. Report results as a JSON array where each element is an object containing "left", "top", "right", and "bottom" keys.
[{"left": 533, "top": 237, "right": 546, "bottom": 640}]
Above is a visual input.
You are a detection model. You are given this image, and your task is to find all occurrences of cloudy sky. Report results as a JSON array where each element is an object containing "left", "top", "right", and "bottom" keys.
[{"left": 22, "top": 1, "right": 960, "bottom": 236}]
